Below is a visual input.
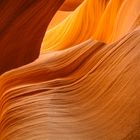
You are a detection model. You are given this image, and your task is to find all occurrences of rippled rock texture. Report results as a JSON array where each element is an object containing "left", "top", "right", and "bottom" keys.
[{"left": 0, "top": 0, "right": 140, "bottom": 140}]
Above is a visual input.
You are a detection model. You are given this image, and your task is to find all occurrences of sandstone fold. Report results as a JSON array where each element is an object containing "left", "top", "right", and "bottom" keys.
[{"left": 0, "top": 0, "right": 140, "bottom": 140}]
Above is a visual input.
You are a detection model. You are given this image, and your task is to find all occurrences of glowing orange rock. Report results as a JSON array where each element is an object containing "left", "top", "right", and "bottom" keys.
[{"left": 0, "top": 0, "right": 140, "bottom": 139}]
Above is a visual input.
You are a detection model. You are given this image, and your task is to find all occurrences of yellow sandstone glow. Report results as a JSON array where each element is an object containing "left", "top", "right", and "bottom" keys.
[
  {"left": 41, "top": 0, "right": 140, "bottom": 51},
  {"left": 0, "top": 0, "right": 140, "bottom": 140}
]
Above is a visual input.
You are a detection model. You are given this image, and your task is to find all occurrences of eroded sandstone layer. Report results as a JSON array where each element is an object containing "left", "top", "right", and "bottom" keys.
[{"left": 0, "top": 0, "right": 140, "bottom": 139}]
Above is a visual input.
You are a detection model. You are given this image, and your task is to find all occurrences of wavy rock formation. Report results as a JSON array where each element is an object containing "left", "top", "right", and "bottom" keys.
[
  {"left": 0, "top": 0, "right": 140, "bottom": 140},
  {"left": 48, "top": 11, "right": 71, "bottom": 30},
  {"left": 0, "top": 0, "right": 64, "bottom": 74},
  {"left": 41, "top": 0, "right": 140, "bottom": 51}
]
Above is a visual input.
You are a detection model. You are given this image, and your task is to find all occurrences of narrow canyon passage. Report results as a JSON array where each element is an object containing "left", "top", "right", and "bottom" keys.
[{"left": 0, "top": 0, "right": 140, "bottom": 140}]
